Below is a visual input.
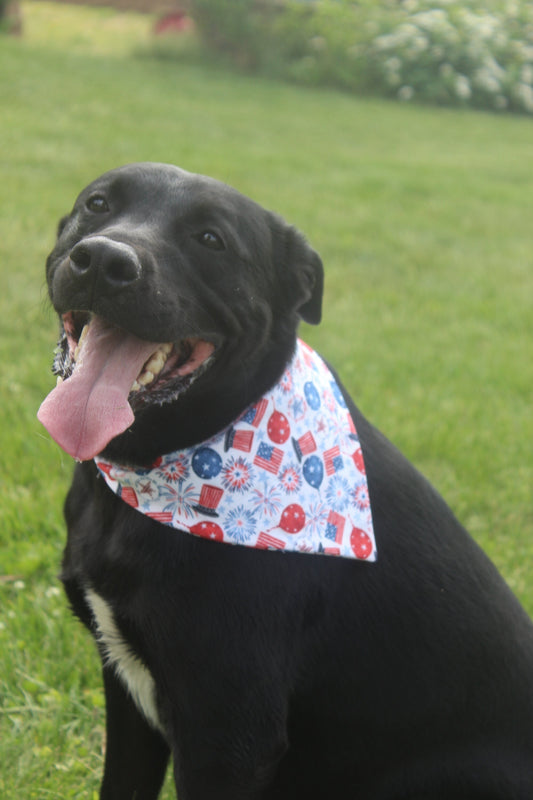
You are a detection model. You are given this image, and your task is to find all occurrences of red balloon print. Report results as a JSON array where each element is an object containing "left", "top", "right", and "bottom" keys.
[
  {"left": 279, "top": 504, "right": 306, "bottom": 534},
  {"left": 350, "top": 527, "right": 373, "bottom": 559},
  {"left": 352, "top": 448, "right": 366, "bottom": 475},
  {"left": 189, "top": 521, "right": 224, "bottom": 542},
  {"left": 267, "top": 410, "right": 291, "bottom": 444}
]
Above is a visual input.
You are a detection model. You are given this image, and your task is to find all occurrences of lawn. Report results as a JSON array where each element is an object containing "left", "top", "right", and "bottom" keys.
[{"left": 1, "top": 2, "right": 532, "bottom": 797}]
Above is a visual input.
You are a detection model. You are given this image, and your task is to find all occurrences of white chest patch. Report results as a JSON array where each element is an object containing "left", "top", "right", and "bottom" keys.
[{"left": 85, "top": 588, "right": 163, "bottom": 734}]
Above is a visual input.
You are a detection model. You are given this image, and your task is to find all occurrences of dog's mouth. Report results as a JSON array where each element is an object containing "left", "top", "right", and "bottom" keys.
[
  {"left": 38, "top": 311, "right": 215, "bottom": 462},
  {"left": 55, "top": 312, "right": 214, "bottom": 400}
]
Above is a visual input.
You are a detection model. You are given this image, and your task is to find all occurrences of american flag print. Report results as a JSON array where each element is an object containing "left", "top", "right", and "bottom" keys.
[
  {"left": 95, "top": 339, "right": 377, "bottom": 561},
  {"left": 325, "top": 511, "right": 345, "bottom": 544},
  {"left": 241, "top": 398, "right": 268, "bottom": 427},
  {"left": 324, "top": 445, "right": 343, "bottom": 476},
  {"left": 254, "top": 442, "right": 284, "bottom": 475}
]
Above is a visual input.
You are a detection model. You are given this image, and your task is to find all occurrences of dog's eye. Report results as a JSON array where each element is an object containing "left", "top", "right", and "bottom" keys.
[
  {"left": 86, "top": 194, "right": 109, "bottom": 214},
  {"left": 195, "top": 231, "right": 225, "bottom": 251}
]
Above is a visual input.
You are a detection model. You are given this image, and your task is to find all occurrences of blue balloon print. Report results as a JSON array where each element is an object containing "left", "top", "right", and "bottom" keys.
[
  {"left": 192, "top": 447, "right": 222, "bottom": 479},
  {"left": 302, "top": 455, "right": 323, "bottom": 490},
  {"left": 304, "top": 381, "right": 321, "bottom": 411},
  {"left": 330, "top": 380, "right": 347, "bottom": 408}
]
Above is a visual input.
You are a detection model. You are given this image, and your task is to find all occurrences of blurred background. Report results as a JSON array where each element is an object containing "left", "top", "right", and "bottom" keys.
[{"left": 1, "top": 1, "right": 532, "bottom": 796}]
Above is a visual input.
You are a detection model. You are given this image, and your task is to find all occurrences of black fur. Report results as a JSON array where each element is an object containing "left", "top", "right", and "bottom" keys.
[{"left": 44, "top": 163, "right": 533, "bottom": 799}]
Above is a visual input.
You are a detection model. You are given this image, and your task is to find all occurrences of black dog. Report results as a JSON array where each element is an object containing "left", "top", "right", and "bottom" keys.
[{"left": 39, "top": 163, "right": 533, "bottom": 799}]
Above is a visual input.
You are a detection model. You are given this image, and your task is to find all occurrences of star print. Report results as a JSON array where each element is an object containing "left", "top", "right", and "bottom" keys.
[{"left": 316, "top": 417, "right": 327, "bottom": 434}]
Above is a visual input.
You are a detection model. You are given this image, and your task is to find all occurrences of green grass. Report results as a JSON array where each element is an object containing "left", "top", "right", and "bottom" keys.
[{"left": 1, "top": 2, "right": 533, "bottom": 797}]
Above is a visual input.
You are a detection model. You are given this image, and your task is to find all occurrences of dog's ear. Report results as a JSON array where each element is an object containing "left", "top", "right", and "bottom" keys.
[
  {"left": 56, "top": 214, "right": 70, "bottom": 239},
  {"left": 281, "top": 224, "right": 324, "bottom": 326}
]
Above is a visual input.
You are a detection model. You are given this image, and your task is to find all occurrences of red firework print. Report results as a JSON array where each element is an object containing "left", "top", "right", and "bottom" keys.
[
  {"left": 280, "top": 465, "right": 301, "bottom": 493},
  {"left": 158, "top": 454, "right": 188, "bottom": 483},
  {"left": 222, "top": 457, "right": 253, "bottom": 492},
  {"left": 353, "top": 482, "right": 370, "bottom": 511},
  {"left": 279, "top": 370, "right": 293, "bottom": 393}
]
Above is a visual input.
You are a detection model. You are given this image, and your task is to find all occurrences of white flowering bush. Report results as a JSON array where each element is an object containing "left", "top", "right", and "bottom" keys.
[
  {"left": 367, "top": 0, "right": 533, "bottom": 113},
  {"left": 188, "top": 0, "right": 533, "bottom": 114}
]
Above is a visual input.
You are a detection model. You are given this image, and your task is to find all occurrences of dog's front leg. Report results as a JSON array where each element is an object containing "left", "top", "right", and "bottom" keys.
[
  {"left": 169, "top": 689, "right": 289, "bottom": 800},
  {"left": 100, "top": 665, "right": 170, "bottom": 800}
]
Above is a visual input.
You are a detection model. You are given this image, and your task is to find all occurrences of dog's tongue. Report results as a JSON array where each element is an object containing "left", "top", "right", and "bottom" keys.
[{"left": 38, "top": 316, "right": 160, "bottom": 461}]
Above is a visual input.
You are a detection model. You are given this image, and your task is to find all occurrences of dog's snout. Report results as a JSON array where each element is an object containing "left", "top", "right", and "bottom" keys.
[{"left": 69, "top": 237, "right": 142, "bottom": 290}]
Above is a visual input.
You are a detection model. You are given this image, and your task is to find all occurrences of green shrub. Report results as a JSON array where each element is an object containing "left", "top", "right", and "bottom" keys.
[
  {"left": 190, "top": 0, "right": 281, "bottom": 68},
  {"left": 0, "top": 0, "right": 22, "bottom": 34},
  {"left": 188, "top": 0, "right": 533, "bottom": 114},
  {"left": 189, "top": 0, "right": 369, "bottom": 85},
  {"left": 365, "top": 0, "right": 533, "bottom": 113}
]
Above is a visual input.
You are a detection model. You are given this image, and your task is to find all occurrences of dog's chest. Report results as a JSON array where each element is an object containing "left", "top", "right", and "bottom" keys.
[{"left": 84, "top": 588, "right": 163, "bottom": 733}]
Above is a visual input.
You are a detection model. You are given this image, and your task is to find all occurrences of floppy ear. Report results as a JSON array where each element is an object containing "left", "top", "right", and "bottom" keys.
[
  {"left": 282, "top": 225, "right": 324, "bottom": 325},
  {"left": 56, "top": 214, "right": 70, "bottom": 239}
]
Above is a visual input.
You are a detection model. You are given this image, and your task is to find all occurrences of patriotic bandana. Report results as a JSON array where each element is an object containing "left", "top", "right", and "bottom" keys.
[{"left": 96, "top": 339, "right": 377, "bottom": 561}]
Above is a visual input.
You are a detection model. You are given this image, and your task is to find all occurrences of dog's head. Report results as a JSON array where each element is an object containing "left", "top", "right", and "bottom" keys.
[{"left": 38, "top": 163, "right": 323, "bottom": 465}]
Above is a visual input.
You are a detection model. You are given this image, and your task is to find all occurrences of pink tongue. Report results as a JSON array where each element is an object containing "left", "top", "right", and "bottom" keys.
[{"left": 38, "top": 316, "right": 161, "bottom": 461}]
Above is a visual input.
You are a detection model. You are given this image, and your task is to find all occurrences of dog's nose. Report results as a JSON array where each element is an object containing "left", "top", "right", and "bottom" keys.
[{"left": 69, "top": 237, "right": 142, "bottom": 289}]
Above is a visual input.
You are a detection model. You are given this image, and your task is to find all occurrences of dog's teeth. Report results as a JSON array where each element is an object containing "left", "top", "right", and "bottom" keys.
[
  {"left": 141, "top": 343, "right": 173, "bottom": 380},
  {"left": 131, "top": 344, "right": 173, "bottom": 393},
  {"left": 138, "top": 371, "right": 155, "bottom": 386},
  {"left": 56, "top": 376, "right": 64, "bottom": 386},
  {"left": 73, "top": 324, "right": 89, "bottom": 362},
  {"left": 78, "top": 323, "right": 89, "bottom": 347},
  {"left": 144, "top": 352, "right": 166, "bottom": 377}
]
